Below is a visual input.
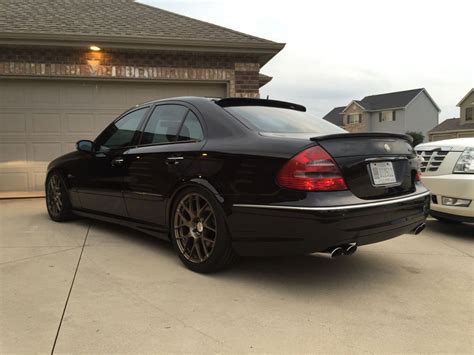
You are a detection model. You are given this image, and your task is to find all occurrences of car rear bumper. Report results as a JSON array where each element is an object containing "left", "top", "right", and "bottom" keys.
[
  {"left": 421, "top": 174, "right": 474, "bottom": 219},
  {"left": 228, "top": 189, "right": 430, "bottom": 256}
]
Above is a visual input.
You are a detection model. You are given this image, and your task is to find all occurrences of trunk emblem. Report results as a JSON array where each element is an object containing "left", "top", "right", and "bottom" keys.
[{"left": 384, "top": 144, "right": 391, "bottom": 152}]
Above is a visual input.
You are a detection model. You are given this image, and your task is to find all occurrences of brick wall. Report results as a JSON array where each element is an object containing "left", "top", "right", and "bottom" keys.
[{"left": 0, "top": 47, "right": 261, "bottom": 97}]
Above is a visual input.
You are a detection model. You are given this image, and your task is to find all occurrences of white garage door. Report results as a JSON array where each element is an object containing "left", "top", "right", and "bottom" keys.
[{"left": 0, "top": 79, "right": 227, "bottom": 197}]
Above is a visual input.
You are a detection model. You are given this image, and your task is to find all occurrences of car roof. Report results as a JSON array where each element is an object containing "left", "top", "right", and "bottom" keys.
[
  {"left": 136, "top": 96, "right": 307, "bottom": 112},
  {"left": 415, "top": 137, "right": 474, "bottom": 150}
]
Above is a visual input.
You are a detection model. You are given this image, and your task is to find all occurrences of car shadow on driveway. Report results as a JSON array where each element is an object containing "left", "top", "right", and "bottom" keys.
[
  {"left": 70, "top": 216, "right": 413, "bottom": 294},
  {"left": 425, "top": 219, "right": 473, "bottom": 241}
]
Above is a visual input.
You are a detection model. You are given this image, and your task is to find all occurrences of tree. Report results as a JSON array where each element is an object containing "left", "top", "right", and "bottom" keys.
[{"left": 406, "top": 131, "right": 425, "bottom": 147}]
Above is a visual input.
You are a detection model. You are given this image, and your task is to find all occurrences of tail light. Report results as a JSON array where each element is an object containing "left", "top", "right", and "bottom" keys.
[
  {"left": 415, "top": 170, "right": 422, "bottom": 181},
  {"left": 276, "top": 146, "right": 347, "bottom": 191}
]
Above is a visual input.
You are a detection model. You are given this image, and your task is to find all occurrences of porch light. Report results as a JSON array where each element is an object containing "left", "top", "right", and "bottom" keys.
[{"left": 89, "top": 45, "right": 101, "bottom": 51}]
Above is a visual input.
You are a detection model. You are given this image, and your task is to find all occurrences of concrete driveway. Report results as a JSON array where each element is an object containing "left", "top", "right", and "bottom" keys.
[{"left": 1, "top": 198, "right": 472, "bottom": 354}]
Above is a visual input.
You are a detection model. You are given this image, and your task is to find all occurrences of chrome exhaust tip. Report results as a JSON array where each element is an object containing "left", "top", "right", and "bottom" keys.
[
  {"left": 413, "top": 223, "right": 426, "bottom": 235},
  {"left": 330, "top": 247, "right": 344, "bottom": 258},
  {"left": 343, "top": 243, "right": 357, "bottom": 256}
]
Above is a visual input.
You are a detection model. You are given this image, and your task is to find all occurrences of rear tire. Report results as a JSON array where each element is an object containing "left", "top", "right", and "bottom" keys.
[
  {"left": 45, "top": 172, "right": 74, "bottom": 222},
  {"left": 170, "top": 187, "right": 237, "bottom": 273}
]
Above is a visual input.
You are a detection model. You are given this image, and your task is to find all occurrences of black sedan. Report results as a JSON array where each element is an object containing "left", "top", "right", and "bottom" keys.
[{"left": 46, "top": 97, "right": 429, "bottom": 273}]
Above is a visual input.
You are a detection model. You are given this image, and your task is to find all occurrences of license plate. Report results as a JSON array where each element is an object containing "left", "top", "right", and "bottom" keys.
[{"left": 369, "top": 162, "right": 397, "bottom": 185}]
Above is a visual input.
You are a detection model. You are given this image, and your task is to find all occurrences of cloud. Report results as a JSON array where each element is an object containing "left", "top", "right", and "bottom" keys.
[{"left": 141, "top": 0, "right": 474, "bottom": 121}]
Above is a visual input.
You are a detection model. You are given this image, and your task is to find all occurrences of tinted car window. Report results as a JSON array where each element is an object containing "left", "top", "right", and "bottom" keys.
[
  {"left": 224, "top": 106, "right": 346, "bottom": 134},
  {"left": 141, "top": 105, "right": 188, "bottom": 144},
  {"left": 177, "top": 111, "right": 204, "bottom": 141},
  {"left": 98, "top": 107, "right": 148, "bottom": 149}
]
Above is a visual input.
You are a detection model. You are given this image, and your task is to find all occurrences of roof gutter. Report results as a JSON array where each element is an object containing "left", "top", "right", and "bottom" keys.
[{"left": 0, "top": 32, "right": 285, "bottom": 67}]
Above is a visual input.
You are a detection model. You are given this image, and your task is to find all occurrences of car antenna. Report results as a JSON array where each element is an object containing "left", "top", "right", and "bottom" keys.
[{"left": 266, "top": 95, "right": 269, "bottom": 100}]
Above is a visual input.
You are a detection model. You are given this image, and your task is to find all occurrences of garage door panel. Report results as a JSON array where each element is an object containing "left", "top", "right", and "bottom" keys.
[
  {"left": 31, "top": 113, "right": 61, "bottom": 134},
  {"left": 0, "top": 112, "right": 27, "bottom": 133},
  {"left": 62, "top": 142, "right": 77, "bottom": 154},
  {"left": 31, "top": 143, "right": 62, "bottom": 162},
  {"left": 30, "top": 85, "right": 60, "bottom": 106},
  {"left": 0, "top": 143, "right": 27, "bottom": 162},
  {"left": 65, "top": 113, "right": 94, "bottom": 134},
  {"left": 61, "top": 83, "right": 96, "bottom": 106},
  {"left": 0, "top": 173, "right": 28, "bottom": 192},
  {"left": 0, "top": 79, "right": 226, "bottom": 196},
  {"left": 97, "top": 85, "right": 128, "bottom": 107},
  {"left": 0, "top": 84, "right": 26, "bottom": 106},
  {"left": 32, "top": 172, "right": 47, "bottom": 192}
]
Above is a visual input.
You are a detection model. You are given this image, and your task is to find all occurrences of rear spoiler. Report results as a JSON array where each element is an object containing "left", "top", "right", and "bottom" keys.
[
  {"left": 215, "top": 97, "right": 306, "bottom": 112},
  {"left": 310, "top": 132, "right": 413, "bottom": 144}
]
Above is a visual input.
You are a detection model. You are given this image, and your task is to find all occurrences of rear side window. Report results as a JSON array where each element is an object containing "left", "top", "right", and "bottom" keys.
[
  {"left": 177, "top": 111, "right": 204, "bottom": 141},
  {"left": 141, "top": 104, "right": 188, "bottom": 144},
  {"left": 224, "top": 106, "right": 346, "bottom": 134}
]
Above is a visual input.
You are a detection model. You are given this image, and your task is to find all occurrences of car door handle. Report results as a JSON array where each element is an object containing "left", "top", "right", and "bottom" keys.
[
  {"left": 166, "top": 156, "right": 184, "bottom": 165},
  {"left": 111, "top": 157, "right": 124, "bottom": 166}
]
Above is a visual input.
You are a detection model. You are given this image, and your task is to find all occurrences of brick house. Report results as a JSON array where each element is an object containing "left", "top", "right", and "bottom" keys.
[
  {"left": 323, "top": 88, "right": 440, "bottom": 141},
  {"left": 428, "top": 88, "right": 474, "bottom": 141},
  {"left": 0, "top": 0, "right": 284, "bottom": 197}
]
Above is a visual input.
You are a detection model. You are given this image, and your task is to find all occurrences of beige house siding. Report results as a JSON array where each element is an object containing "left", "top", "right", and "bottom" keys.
[
  {"left": 341, "top": 102, "right": 369, "bottom": 132},
  {"left": 459, "top": 91, "right": 474, "bottom": 124},
  {"left": 429, "top": 130, "right": 474, "bottom": 141}
]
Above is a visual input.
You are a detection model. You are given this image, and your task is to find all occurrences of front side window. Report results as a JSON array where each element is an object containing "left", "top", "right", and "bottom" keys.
[
  {"left": 141, "top": 104, "right": 188, "bottom": 145},
  {"left": 177, "top": 111, "right": 204, "bottom": 141},
  {"left": 97, "top": 107, "right": 148, "bottom": 149},
  {"left": 348, "top": 113, "right": 361, "bottom": 124},
  {"left": 466, "top": 107, "right": 473, "bottom": 121}
]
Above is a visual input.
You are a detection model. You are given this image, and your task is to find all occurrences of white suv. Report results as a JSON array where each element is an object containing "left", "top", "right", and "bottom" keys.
[{"left": 416, "top": 138, "right": 474, "bottom": 223}]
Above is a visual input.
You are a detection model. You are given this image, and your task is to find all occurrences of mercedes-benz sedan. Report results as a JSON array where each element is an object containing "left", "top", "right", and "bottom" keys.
[{"left": 46, "top": 97, "right": 429, "bottom": 273}]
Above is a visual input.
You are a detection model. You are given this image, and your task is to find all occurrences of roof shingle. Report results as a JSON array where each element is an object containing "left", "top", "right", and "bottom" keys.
[
  {"left": 322, "top": 106, "right": 345, "bottom": 126},
  {"left": 0, "top": 0, "right": 277, "bottom": 45},
  {"left": 359, "top": 88, "right": 424, "bottom": 111},
  {"left": 429, "top": 118, "right": 474, "bottom": 133}
]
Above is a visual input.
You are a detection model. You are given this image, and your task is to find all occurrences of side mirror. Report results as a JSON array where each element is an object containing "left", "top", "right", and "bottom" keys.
[{"left": 76, "top": 140, "right": 94, "bottom": 153}]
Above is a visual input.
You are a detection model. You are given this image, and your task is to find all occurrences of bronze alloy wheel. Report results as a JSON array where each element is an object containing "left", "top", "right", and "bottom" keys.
[
  {"left": 46, "top": 174, "right": 63, "bottom": 217},
  {"left": 174, "top": 193, "right": 217, "bottom": 263}
]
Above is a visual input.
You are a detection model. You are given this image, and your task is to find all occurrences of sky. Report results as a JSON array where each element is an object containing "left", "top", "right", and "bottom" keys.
[{"left": 141, "top": 0, "right": 473, "bottom": 122}]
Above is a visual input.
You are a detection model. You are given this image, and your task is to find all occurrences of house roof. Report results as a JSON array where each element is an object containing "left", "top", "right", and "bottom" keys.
[
  {"left": 258, "top": 73, "right": 273, "bottom": 88},
  {"left": 429, "top": 118, "right": 474, "bottom": 133},
  {"left": 322, "top": 106, "right": 346, "bottom": 126},
  {"left": 0, "top": 0, "right": 284, "bottom": 65},
  {"left": 457, "top": 88, "right": 474, "bottom": 107},
  {"left": 340, "top": 88, "right": 441, "bottom": 113}
]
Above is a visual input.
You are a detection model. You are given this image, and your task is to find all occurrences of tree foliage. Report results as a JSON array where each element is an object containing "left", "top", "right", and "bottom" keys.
[{"left": 406, "top": 131, "right": 425, "bottom": 147}]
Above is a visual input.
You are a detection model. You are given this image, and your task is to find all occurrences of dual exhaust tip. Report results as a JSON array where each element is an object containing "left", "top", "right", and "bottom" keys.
[
  {"left": 325, "top": 243, "right": 357, "bottom": 258},
  {"left": 323, "top": 222, "right": 426, "bottom": 259}
]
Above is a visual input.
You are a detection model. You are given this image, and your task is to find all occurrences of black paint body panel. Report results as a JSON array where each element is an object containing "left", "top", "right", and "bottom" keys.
[{"left": 47, "top": 97, "right": 429, "bottom": 255}]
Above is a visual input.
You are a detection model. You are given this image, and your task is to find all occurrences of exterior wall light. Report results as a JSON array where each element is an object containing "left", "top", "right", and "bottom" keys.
[{"left": 89, "top": 45, "right": 101, "bottom": 51}]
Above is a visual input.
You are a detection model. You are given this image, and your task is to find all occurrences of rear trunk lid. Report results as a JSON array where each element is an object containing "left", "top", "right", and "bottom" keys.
[{"left": 312, "top": 133, "right": 417, "bottom": 199}]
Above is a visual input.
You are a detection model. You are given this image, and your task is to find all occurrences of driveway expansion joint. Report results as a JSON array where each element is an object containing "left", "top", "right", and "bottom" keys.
[{"left": 50, "top": 223, "right": 91, "bottom": 355}]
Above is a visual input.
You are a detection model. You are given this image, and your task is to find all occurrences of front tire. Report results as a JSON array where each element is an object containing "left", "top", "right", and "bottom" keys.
[
  {"left": 170, "top": 187, "right": 237, "bottom": 273},
  {"left": 45, "top": 172, "right": 74, "bottom": 222}
]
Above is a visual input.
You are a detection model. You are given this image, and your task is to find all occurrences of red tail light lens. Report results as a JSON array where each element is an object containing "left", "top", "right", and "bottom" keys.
[
  {"left": 415, "top": 170, "right": 422, "bottom": 181},
  {"left": 276, "top": 146, "right": 347, "bottom": 191}
]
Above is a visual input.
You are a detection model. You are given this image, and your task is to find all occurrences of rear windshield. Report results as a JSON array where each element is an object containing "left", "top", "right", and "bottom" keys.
[{"left": 224, "top": 106, "right": 346, "bottom": 134}]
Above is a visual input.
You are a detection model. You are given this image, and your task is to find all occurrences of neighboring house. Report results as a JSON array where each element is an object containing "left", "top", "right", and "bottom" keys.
[
  {"left": 428, "top": 88, "right": 474, "bottom": 141},
  {"left": 0, "top": 0, "right": 284, "bottom": 197},
  {"left": 323, "top": 88, "right": 440, "bottom": 140}
]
